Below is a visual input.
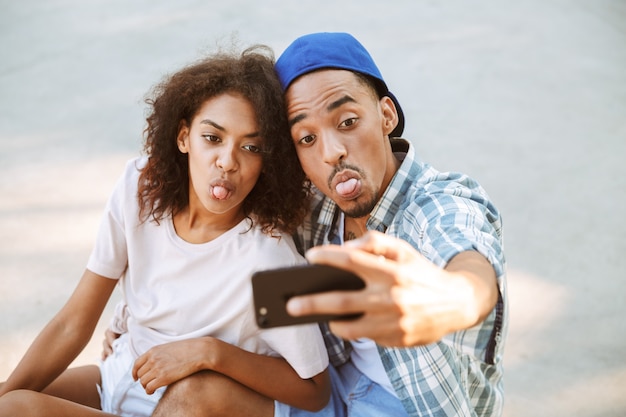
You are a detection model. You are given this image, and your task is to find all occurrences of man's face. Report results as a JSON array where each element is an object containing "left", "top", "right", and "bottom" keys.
[{"left": 285, "top": 69, "right": 399, "bottom": 218}]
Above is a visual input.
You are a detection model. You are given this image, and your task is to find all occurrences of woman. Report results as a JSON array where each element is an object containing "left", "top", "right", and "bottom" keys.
[{"left": 0, "top": 45, "right": 329, "bottom": 417}]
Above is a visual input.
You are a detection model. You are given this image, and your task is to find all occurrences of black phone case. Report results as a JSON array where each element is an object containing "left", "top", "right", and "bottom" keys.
[{"left": 252, "top": 264, "right": 365, "bottom": 328}]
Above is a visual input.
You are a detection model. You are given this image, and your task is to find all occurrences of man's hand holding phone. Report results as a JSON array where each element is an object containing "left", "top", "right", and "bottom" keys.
[
  {"left": 285, "top": 231, "right": 498, "bottom": 348},
  {"left": 252, "top": 264, "right": 365, "bottom": 328}
]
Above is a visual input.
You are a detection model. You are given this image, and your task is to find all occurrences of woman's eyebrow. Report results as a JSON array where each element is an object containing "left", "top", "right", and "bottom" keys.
[
  {"left": 200, "top": 119, "right": 225, "bottom": 131},
  {"left": 200, "top": 118, "right": 259, "bottom": 138}
]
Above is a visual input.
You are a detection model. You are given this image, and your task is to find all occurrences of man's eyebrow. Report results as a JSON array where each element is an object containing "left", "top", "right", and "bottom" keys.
[
  {"left": 289, "top": 95, "right": 357, "bottom": 128},
  {"left": 327, "top": 95, "right": 356, "bottom": 112},
  {"left": 289, "top": 113, "right": 306, "bottom": 129}
]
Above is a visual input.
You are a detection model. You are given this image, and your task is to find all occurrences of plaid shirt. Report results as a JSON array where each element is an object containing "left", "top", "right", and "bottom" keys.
[{"left": 293, "top": 139, "right": 508, "bottom": 417}]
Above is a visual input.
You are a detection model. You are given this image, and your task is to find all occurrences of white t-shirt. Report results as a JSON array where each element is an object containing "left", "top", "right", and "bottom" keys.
[
  {"left": 337, "top": 213, "right": 396, "bottom": 395},
  {"left": 87, "top": 157, "right": 328, "bottom": 380}
]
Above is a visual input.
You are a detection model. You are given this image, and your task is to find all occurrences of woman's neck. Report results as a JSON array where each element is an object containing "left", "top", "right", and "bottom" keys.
[{"left": 173, "top": 205, "right": 246, "bottom": 244}]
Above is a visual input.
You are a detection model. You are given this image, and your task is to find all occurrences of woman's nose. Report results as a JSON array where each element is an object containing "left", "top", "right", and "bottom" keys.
[{"left": 216, "top": 145, "right": 238, "bottom": 172}]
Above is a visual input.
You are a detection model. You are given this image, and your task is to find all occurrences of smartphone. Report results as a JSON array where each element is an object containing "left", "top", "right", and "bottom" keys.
[{"left": 252, "top": 264, "right": 365, "bottom": 328}]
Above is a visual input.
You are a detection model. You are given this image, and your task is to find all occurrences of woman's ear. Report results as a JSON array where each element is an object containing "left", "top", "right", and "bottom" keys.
[
  {"left": 177, "top": 121, "right": 190, "bottom": 153},
  {"left": 380, "top": 96, "right": 399, "bottom": 137}
]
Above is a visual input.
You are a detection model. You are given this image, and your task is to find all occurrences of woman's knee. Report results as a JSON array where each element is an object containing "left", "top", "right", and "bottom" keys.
[
  {"left": 163, "top": 371, "right": 232, "bottom": 405},
  {"left": 153, "top": 371, "right": 226, "bottom": 416},
  {"left": 154, "top": 371, "right": 272, "bottom": 417},
  {"left": 0, "top": 389, "right": 44, "bottom": 414}
]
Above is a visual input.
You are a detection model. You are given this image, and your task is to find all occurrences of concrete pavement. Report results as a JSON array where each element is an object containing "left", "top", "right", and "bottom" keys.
[{"left": 1, "top": 1, "right": 625, "bottom": 415}]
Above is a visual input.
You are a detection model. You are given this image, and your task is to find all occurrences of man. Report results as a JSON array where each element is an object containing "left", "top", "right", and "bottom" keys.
[
  {"left": 272, "top": 32, "right": 507, "bottom": 417},
  {"left": 107, "top": 32, "right": 508, "bottom": 417}
]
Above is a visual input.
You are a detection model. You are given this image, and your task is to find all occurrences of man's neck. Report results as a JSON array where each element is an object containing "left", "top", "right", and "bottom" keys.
[{"left": 343, "top": 215, "right": 368, "bottom": 242}]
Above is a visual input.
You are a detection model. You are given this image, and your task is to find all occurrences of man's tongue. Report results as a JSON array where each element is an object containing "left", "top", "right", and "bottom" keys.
[
  {"left": 212, "top": 186, "right": 229, "bottom": 200},
  {"left": 335, "top": 178, "right": 358, "bottom": 197}
]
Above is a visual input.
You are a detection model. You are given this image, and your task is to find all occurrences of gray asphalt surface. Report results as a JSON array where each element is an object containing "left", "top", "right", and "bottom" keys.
[{"left": 1, "top": 1, "right": 625, "bottom": 416}]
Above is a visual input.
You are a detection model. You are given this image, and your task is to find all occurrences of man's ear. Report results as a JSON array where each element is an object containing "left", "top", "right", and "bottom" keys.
[
  {"left": 177, "top": 121, "right": 190, "bottom": 153},
  {"left": 380, "top": 96, "right": 399, "bottom": 136}
]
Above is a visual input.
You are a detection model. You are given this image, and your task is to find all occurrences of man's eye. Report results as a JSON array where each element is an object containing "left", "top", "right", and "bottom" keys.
[
  {"left": 340, "top": 118, "right": 358, "bottom": 128},
  {"left": 298, "top": 135, "right": 315, "bottom": 145}
]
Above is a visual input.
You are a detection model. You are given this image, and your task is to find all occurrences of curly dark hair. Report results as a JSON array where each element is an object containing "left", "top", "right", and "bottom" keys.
[{"left": 138, "top": 45, "right": 310, "bottom": 235}]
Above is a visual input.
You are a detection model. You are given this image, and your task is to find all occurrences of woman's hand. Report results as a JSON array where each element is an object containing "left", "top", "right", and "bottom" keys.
[
  {"left": 101, "top": 328, "right": 121, "bottom": 360},
  {"left": 132, "top": 338, "right": 213, "bottom": 394}
]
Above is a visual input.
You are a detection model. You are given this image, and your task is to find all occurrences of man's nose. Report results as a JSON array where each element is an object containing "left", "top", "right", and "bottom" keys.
[{"left": 320, "top": 132, "right": 347, "bottom": 165}]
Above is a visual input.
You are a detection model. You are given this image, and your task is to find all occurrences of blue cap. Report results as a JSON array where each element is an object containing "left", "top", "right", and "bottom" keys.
[{"left": 276, "top": 32, "right": 405, "bottom": 138}]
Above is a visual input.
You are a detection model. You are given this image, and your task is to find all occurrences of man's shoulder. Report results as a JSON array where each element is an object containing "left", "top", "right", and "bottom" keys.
[{"left": 399, "top": 158, "right": 494, "bottom": 211}]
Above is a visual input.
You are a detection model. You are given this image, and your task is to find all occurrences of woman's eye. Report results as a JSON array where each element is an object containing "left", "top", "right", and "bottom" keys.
[
  {"left": 243, "top": 144, "right": 262, "bottom": 153},
  {"left": 202, "top": 134, "right": 220, "bottom": 143},
  {"left": 340, "top": 117, "right": 358, "bottom": 128}
]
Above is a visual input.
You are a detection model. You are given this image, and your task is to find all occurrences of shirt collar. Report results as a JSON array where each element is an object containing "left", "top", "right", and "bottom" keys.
[{"left": 317, "top": 138, "right": 419, "bottom": 232}]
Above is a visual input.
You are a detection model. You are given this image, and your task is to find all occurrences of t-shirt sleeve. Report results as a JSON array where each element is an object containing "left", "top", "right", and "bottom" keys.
[
  {"left": 242, "top": 238, "right": 329, "bottom": 380},
  {"left": 86, "top": 158, "right": 141, "bottom": 279},
  {"left": 259, "top": 323, "right": 329, "bottom": 380}
]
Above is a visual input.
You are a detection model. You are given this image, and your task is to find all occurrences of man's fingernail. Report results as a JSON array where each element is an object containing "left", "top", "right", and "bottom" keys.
[
  {"left": 304, "top": 247, "right": 319, "bottom": 261},
  {"left": 286, "top": 298, "right": 301, "bottom": 316}
]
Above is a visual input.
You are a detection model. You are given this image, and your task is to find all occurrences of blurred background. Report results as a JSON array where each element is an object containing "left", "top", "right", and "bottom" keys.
[{"left": 1, "top": 1, "right": 625, "bottom": 415}]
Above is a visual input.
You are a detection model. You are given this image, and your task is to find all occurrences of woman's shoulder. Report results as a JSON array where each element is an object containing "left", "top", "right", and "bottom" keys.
[
  {"left": 104, "top": 155, "right": 147, "bottom": 211},
  {"left": 124, "top": 155, "right": 148, "bottom": 177},
  {"left": 243, "top": 222, "right": 305, "bottom": 266}
]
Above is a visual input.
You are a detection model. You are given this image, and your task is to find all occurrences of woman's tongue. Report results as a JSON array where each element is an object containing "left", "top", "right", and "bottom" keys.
[
  {"left": 335, "top": 178, "right": 359, "bottom": 198},
  {"left": 212, "top": 186, "right": 229, "bottom": 200}
]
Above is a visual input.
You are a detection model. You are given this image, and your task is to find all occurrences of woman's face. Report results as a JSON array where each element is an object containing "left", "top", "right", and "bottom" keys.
[{"left": 177, "top": 92, "right": 264, "bottom": 219}]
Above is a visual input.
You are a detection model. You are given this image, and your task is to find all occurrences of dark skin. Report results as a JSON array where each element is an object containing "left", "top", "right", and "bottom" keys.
[
  {"left": 0, "top": 94, "right": 330, "bottom": 417},
  {"left": 283, "top": 69, "right": 498, "bottom": 347},
  {"left": 100, "top": 68, "right": 501, "bottom": 415}
]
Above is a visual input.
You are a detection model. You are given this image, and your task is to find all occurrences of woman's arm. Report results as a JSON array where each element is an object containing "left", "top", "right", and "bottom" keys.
[
  {"left": 133, "top": 337, "right": 330, "bottom": 411},
  {"left": 0, "top": 269, "right": 117, "bottom": 396}
]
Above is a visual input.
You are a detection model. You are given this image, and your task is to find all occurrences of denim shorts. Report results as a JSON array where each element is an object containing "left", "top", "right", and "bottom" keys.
[{"left": 275, "top": 360, "right": 409, "bottom": 417}]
